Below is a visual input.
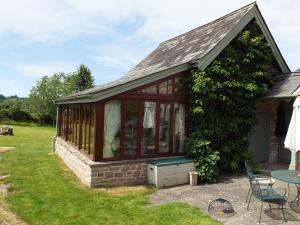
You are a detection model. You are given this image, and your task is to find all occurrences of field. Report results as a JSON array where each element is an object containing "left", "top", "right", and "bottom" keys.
[{"left": 0, "top": 125, "right": 220, "bottom": 225}]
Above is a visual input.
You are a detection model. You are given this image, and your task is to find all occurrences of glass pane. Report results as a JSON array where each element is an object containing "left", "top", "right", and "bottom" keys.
[
  {"left": 141, "top": 102, "right": 156, "bottom": 156},
  {"left": 159, "top": 80, "right": 172, "bottom": 94},
  {"left": 159, "top": 103, "right": 171, "bottom": 153},
  {"left": 67, "top": 107, "right": 72, "bottom": 142},
  {"left": 71, "top": 107, "right": 75, "bottom": 144},
  {"left": 85, "top": 107, "right": 91, "bottom": 153},
  {"left": 67, "top": 107, "right": 72, "bottom": 141},
  {"left": 142, "top": 85, "right": 157, "bottom": 94},
  {"left": 80, "top": 108, "right": 84, "bottom": 149},
  {"left": 174, "top": 77, "right": 186, "bottom": 95},
  {"left": 76, "top": 107, "right": 80, "bottom": 146},
  {"left": 173, "top": 103, "right": 185, "bottom": 153},
  {"left": 124, "top": 101, "right": 139, "bottom": 156},
  {"left": 81, "top": 107, "right": 88, "bottom": 152},
  {"left": 62, "top": 107, "right": 67, "bottom": 138},
  {"left": 59, "top": 108, "right": 62, "bottom": 136},
  {"left": 103, "top": 100, "right": 121, "bottom": 158},
  {"left": 89, "top": 105, "right": 96, "bottom": 156}
]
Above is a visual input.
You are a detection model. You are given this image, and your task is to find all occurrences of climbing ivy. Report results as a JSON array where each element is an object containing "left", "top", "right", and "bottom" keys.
[{"left": 186, "top": 20, "right": 279, "bottom": 182}]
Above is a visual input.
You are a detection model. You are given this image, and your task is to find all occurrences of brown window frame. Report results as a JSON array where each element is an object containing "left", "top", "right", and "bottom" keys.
[{"left": 57, "top": 71, "right": 190, "bottom": 162}]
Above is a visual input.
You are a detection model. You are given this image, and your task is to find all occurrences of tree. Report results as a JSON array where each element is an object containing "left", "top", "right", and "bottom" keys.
[
  {"left": 296, "top": 68, "right": 300, "bottom": 72},
  {"left": 73, "top": 64, "right": 94, "bottom": 92},
  {"left": 186, "top": 20, "right": 275, "bottom": 182},
  {"left": 27, "top": 73, "right": 66, "bottom": 124},
  {"left": 0, "top": 96, "right": 32, "bottom": 122},
  {"left": 27, "top": 65, "right": 95, "bottom": 125}
]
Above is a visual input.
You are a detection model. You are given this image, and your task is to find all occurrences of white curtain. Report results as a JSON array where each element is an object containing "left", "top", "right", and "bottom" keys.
[
  {"left": 178, "top": 104, "right": 185, "bottom": 152},
  {"left": 103, "top": 100, "right": 121, "bottom": 158},
  {"left": 143, "top": 102, "right": 155, "bottom": 129}
]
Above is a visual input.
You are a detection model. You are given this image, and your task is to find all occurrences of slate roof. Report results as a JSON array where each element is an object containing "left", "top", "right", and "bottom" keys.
[
  {"left": 267, "top": 73, "right": 300, "bottom": 98},
  {"left": 59, "top": 2, "right": 256, "bottom": 101}
]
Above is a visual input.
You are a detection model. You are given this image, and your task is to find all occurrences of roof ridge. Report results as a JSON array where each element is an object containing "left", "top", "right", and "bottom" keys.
[{"left": 160, "top": 1, "right": 256, "bottom": 45}]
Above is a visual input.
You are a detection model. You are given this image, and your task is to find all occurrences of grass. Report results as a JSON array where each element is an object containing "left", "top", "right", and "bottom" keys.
[{"left": 0, "top": 125, "right": 221, "bottom": 225}]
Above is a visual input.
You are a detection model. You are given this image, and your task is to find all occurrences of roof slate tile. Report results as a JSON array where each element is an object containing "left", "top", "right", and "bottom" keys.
[{"left": 62, "top": 2, "right": 256, "bottom": 100}]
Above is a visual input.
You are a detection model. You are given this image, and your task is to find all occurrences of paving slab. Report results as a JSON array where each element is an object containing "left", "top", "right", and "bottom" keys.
[{"left": 150, "top": 174, "right": 300, "bottom": 224}]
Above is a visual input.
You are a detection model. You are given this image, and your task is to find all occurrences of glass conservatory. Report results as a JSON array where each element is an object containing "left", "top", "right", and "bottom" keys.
[{"left": 57, "top": 72, "right": 189, "bottom": 162}]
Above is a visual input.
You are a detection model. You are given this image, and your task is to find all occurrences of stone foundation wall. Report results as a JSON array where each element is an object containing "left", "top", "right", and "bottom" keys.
[
  {"left": 90, "top": 162, "right": 147, "bottom": 187},
  {"left": 54, "top": 137, "right": 167, "bottom": 187},
  {"left": 55, "top": 137, "right": 92, "bottom": 186}
]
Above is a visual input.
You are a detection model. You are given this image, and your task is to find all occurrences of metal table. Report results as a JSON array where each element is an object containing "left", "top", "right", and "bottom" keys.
[{"left": 271, "top": 170, "right": 300, "bottom": 212}]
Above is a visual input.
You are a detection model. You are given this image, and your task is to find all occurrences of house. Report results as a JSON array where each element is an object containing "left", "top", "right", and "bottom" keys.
[{"left": 54, "top": 2, "right": 300, "bottom": 187}]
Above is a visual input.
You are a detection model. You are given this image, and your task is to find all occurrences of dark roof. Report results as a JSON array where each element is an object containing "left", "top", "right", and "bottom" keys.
[
  {"left": 59, "top": 2, "right": 256, "bottom": 101},
  {"left": 267, "top": 73, "right": 300, "bottom": 98},
  {"left": 124, "top": 3, "right": 255, "bottom": 81},
  {"left": 58, "top": 2, "right": 291, "bottom": 104}
]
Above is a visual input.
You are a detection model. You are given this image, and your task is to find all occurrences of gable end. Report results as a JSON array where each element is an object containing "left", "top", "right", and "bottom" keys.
[{"left": 197, "top": 5, "right": 290, "bottom": 73}]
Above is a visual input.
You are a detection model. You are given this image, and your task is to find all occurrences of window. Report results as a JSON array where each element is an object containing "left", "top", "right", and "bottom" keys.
[
  {"left": 142, "top": 85, "right": 157, "bottom": 94},
  {"left": 61, "top": 107, "right": 68, "bottom": 139},
  {"left": 159, "top": 103, "right": 171, "bottom": 153},
  {"left": 74, "top": 106, "right": 80, "bottom": 146},
  {"left": 57, "top": 74, "right": 189, "bottom": 161},
  {"left": 173, "top": 103, "right": 185, "bottom": 153},
  {"left": 81, "top": 106, "right": 88, "bottom": 153},
  {"left": 141, "top": 102, "right": 156, "bottom": 156},
  {"left": 70, "top": 106, "right": 74, "bottom": 143},
  {"left": 133, "top": 75, "right": 187, "bottom": 97},
  {"left": 124, "top": 101, "right": 139, "bottom": 156},
  {"left": 89, "top": 105, "right": 96, "bottom": 155},
  {"left": 159, "top": 80, "right": 172, "bottom": 94},
  {"left": 103, "top": 100, "right": 121, "bottom": 158},
  {"left": 174, "top": 77, "right": 186, "bottom": 95}
]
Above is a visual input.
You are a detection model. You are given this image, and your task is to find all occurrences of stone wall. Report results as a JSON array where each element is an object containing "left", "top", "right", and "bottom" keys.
[
  {"left": 55, "top": 137, "right": 92, "bottom": 186},
  {"left": 54, "top": 137, "right": 168, "bottom": 187},
  {"left": 90, "top": 161, "right": 147, "bottom": 187}
]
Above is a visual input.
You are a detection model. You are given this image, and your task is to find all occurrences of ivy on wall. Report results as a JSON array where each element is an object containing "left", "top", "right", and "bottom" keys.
[{"left": 186, "top": 20, "right": 280, "bottom": 182}]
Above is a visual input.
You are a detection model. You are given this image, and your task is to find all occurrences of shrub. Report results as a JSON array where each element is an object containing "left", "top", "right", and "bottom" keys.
[{"left": 186, "top": 136, "right": 220, "bottom": 182}]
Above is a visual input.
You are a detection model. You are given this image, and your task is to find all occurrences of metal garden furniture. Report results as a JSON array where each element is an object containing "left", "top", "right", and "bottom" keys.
[
  {"left": 244, "top": 161, "right": 275, "bottom": 203},
  {"left": 246, "top": 173, "right": 287, "bottom": 223},
  {"left": 271, "top": 170, "right": 300, "bottom": 212}
]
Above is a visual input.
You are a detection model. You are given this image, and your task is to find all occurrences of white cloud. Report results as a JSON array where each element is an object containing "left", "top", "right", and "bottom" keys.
[
  {"left": 0, "top": 74, "right": 32, "bottom": 97},
  {"left": 0, "top": 0, "right": 299, "bottom": 71},
  {"left": 0, "top": 0, "right": 298, "bottom": 67},
  {"left": 0, "top": 0, "right": 291, "bottom": 43},
  {"left": 13, "top": 62, "right": 77, "bottom": 78},
  {"left": 88, "top": 42, "right": 151, "bottom": 71}
]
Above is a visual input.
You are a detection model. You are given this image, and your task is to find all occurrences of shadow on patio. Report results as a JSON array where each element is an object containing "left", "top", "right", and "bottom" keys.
[{"left": 150, "top": 163, "right": 300, "bottom": 224}]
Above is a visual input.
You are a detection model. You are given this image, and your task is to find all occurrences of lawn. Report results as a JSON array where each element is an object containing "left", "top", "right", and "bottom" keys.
[{"left": 0, "top": 125, "right": 221, "bottom": 225}]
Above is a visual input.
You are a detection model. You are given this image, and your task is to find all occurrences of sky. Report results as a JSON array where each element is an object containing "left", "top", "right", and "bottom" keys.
[{"left": 0, "top": 0, "right": 299, "bottom": 97}]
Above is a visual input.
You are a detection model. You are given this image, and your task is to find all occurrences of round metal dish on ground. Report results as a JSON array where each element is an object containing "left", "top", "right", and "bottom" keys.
[{"left": 208, "top": 198, "right": 235, "bottom": 218}]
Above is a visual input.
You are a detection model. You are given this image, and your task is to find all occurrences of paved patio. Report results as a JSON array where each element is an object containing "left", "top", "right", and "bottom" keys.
[{"left": 150, "top": 164, "right": 300, "bottom": 224}]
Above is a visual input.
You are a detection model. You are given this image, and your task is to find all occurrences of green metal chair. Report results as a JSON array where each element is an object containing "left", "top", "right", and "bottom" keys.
[
  {"left": 244, "top": 161, "right": 275, "bottom": 203},
  {"left": 247, "top": 173, "right": 287, "bottom": 223}
]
